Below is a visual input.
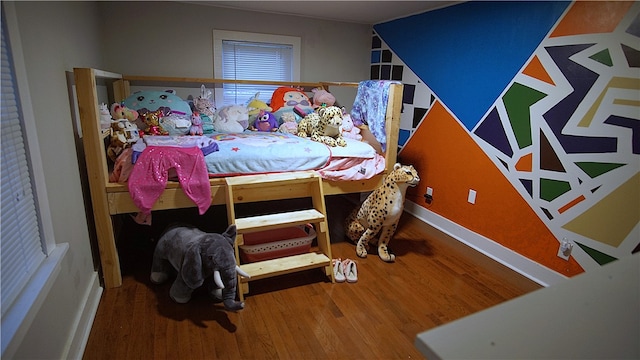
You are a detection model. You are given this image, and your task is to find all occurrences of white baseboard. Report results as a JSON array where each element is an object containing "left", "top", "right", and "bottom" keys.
[
  {"left": 63, "top": 272, "right": 103, "bottom": 360},
  {"left": 404, "top": 201, "right": 567, "bottom": 287}
]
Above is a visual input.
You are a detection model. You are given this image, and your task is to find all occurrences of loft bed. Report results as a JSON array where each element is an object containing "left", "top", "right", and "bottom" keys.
[{"left": 73, "top": 68, "right": 403, "bottom": 295}]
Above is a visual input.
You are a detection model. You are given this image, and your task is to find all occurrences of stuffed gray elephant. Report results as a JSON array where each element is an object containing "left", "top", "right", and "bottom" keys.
[{"left": 150, "top": 224, "right": 250, "bottom": 311}]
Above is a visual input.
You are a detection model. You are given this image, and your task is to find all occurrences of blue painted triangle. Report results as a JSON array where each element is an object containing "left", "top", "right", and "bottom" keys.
[{"left": 374, "top": 1, "right": 569, "bottom": 131}]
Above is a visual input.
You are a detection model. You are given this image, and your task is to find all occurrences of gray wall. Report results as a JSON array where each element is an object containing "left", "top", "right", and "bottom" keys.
[{"left": 8, "top": 1, "right": 371, "bottom": 358}]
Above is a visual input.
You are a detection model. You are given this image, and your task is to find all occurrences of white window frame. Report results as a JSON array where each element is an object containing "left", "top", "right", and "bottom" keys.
[
  {"left": 212, "top": 29, "right": 301, "bottom": 106},
  {"left": 1, "top": 3, "right": 67, "bottom": 358}
]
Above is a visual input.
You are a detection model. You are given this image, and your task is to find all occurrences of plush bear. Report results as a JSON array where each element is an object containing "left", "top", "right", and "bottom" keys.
[{"left": 150, "top": 224, "right": 250, "bottom": 311}]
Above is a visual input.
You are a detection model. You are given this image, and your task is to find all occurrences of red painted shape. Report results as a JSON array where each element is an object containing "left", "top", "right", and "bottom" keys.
[{"left": 400, "top": 101, "right": 584, "bottom": 276}]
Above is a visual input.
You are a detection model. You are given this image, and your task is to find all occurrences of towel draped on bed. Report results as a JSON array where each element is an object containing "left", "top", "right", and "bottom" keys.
[{"left": 350, "top": 80, "right": 401, "bottom": 152}]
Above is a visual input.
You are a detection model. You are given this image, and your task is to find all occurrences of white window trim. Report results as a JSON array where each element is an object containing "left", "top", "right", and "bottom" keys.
[
  {"left": 212, "top": 29, "right": 301, "bottom": 104},
  {"left": 1, "top": 3, "right": 67, "bottom": 357}
]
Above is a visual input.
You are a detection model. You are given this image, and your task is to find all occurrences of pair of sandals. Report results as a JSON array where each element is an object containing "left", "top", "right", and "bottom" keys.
[{"left": 332, "top": 258, "right": 358, "bottom": 283}]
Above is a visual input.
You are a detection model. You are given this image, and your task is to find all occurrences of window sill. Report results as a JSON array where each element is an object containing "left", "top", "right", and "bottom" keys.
[{"left": 1, "top": 242, "right": 69, "bottom": 358}]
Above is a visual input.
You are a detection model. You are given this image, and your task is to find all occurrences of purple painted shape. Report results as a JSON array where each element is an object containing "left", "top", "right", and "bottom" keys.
[
  {"left": 605, "top": 115, "right": 640, "bottom": 154},
  {"left": 543, "top": 45, "right": 618, "bottom": 154},
  {"left": 474, "top": 107, "right": 513, "bottom": 157}
]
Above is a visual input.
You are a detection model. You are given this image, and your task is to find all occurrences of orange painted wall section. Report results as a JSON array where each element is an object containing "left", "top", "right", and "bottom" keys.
[
  {"left": 400, "top": 101, "right": 584, "bottom": 276},
  {"left": 550, "top": 1, "right": 634, "bottom": 37}
]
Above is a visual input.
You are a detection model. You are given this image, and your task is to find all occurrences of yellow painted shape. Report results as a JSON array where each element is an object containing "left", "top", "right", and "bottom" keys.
[
  {"left": 563, "top": 172, "right": 640, "bottom": 247},
  {"left": 579, "top": 77, "right": 640, "bottom": 127}
]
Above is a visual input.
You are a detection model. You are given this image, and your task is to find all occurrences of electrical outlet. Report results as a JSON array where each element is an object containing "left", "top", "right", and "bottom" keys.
[
  {"left": 424, "top": 187, "right": 433, "bottom": 204},
  {"left": 468, "top": 189, "right": 477, "bottom": 204},
  {"left": 557, "top": 238, "right": 573, "bottom": 260}
]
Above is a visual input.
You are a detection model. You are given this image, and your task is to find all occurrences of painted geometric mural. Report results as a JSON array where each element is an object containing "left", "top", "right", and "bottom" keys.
[
  {"left": 370, "top": 34, "right": 435, "bottom": 149},
  {"left": 373, "top": 1, "right": 640, "bottom": 274}
]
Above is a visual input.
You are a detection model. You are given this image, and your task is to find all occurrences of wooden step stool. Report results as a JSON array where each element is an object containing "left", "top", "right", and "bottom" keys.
[{"left": 225, "top": 171, "right": 335, "bottom": 301}]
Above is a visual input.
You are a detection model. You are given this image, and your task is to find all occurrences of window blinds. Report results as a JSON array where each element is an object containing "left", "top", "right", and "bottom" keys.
[
  {"left": 220, "top": 40, "right": 293, "bottom": 106},
  {"left": 0, "top": 16, "right": 46, "bottom": 316}
]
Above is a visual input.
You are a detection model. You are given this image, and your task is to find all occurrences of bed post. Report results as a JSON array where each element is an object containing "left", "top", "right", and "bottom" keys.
[
  {"left": 384, "top": 83, "right": 403, "bottom": 172},
  {"left": 74, "top": 68, "right": 123, "bottom": 288}
]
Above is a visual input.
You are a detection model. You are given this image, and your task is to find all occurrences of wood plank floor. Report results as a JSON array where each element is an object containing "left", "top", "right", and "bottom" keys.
[{"left": 83, "top": 199, "right": 541, "bottom": 360}]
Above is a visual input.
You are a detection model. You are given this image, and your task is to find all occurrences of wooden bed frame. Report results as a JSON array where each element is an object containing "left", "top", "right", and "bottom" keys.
[{"left": 73, "top": 68, "right": 403, "bottom": 292}]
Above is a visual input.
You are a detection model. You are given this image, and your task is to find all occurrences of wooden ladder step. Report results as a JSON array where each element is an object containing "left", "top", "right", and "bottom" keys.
[
  {"left": 235, "top": 209, "right": 325, "bottom": 233},
  {"left": 226, "top": 171, "right": 318, "bottom": 187},
  {"left": 239, "top": 252, "right": 331, "bottom": 282}
]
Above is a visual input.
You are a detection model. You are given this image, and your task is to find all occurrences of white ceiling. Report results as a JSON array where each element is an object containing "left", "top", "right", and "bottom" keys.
[{"left": 184, "top": 1, "right": 461, "bottom": 24}]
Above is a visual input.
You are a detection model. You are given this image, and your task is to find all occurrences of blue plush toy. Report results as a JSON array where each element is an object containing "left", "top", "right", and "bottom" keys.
[
  {"left": 251, "top": 110, "right": 279, "bottom": 132},
  {"left": 123, "top": 89, "right": 192, "bottom": 117}
]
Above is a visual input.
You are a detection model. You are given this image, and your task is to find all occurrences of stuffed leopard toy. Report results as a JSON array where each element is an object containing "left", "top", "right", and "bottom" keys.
[
  {"left": 297, "top": 106, "right": 347, "bottom": 147},
  {"left": 345, "top": 163, "right": 420, "bottom": 262}
]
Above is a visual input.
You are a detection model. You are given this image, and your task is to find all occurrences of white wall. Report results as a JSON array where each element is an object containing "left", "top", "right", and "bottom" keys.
[
  {"left": 8, "top": 1, "right": 372, "bottom": 358},
  {"left": 97, "top": 1, "right": 371, "bottom": 105},
  {"left": 9, "top": 1, "right": 104, "bottom": 359}
]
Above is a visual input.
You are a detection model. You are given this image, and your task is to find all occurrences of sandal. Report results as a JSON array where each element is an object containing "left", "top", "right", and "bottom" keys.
[
  {"left": 343, "top": 259, "right": 358, "bottom": 283},
  {"left": 332, "top": 258, "right": 346, "bottom": 282}
]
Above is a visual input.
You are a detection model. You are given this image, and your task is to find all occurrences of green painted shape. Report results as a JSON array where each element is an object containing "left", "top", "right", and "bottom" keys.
[
  {"left": 540, "top": 178, "right": 571, "bottom": 201},
  {"left": 575, "top": 161, "right": 625, "bottom": 178},
  {"left": 589, "top": 49, "right": 613, "bottom": 67},
  {"left": 575, "top": 242, "right": 618, "bottom": 265},
  {"left": 503, "top": 83, "right": 547, "bottom": 150}
]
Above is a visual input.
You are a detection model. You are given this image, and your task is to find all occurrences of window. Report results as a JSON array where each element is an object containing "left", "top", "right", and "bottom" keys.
[
  {"left": 1, "top": 3, "right": 66, "bottom": 357},
  {"left": 213, "top": 30, "right": 300, "bottom": 107}
]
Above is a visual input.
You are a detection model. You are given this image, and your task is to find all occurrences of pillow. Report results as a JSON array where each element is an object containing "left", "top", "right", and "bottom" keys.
[{"left": 329, "top": 137, "right": 377, "bottom": 158}]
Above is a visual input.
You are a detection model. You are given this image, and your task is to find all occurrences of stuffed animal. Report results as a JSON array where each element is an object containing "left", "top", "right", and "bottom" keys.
[
  {"left": 141, "top": 111, "right": 169, "bottom": 136},
  {"left": 190, "top": 111, "right": 204, "bottom": 136},
  {"left": 193, "top": 85, "right": 216, "bottom": 119},
  {"left": 107, "top": 119, "right": 140, "bottom": 161},
  {"left": 297, "top": 106, "right": 347, "bottom": 147},
  {"left": 270, "top": 86, "right": 314, "bottom": 123},
  {"left": 311, "top": 87, "right": 336, "bottom": 109},
  {"left": 251, "top": 110, "right": 279, "bottom": 132},
  {"left": 99, "top": 103, "right": 113, "bottom": 130},
  {"left": 214, "top": 104, "right": 248, "bottom": 133},
  {"left": 339, "top": 113, "right": 362, "bottom": 141},
  {"left": 150, "top": 224, "right": 250, "bottom": 311},
  {"left": 344, "top": 163, "right": 420, "bottom": 262},
  {"left": 110, "top": 103, "right": 139, "bottom": 122},
  {"left": 278, "top": 111, "right": 298, "bottom": 134},
  {"left": 123, "top": 89, "right": 193, "bottom": 120},
  {"left": 246, "top": 92, "right": 272, "bottom": 122}
]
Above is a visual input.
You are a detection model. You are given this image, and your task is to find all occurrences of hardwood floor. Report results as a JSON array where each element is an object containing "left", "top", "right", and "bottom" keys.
[{"left": 83, "top": 198, "right": 541, "bottom": 360}]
